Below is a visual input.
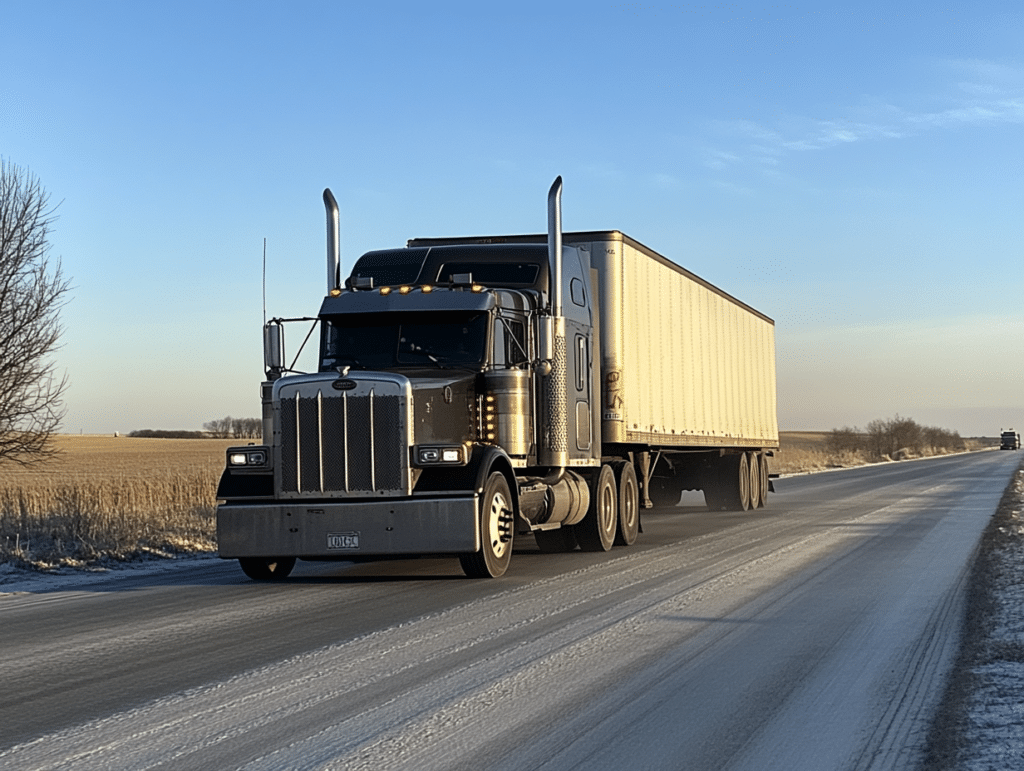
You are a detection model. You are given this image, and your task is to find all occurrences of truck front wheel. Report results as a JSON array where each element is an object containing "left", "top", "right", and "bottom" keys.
[
  {"left": 238, "top": 557, "right": 296, "bottom": 581},
  {"left": 460, "top": 472, "right": 515, "bottom": 578}
]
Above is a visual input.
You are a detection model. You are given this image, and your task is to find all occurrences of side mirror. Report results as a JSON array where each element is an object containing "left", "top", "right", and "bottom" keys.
[{"left": 264, "top": 323, "right": 283, "bottom": 380}]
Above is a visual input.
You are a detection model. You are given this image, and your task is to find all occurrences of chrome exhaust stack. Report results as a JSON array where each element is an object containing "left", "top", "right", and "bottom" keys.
[
  {"left": 547, "top": 176, "right": 563, "bottom": 316},
  {"left": 539, "top": 176, "right": 569, "bottom": 469},
  {"left": 323, "top": 188, "right": 340, "bottom": 293}
]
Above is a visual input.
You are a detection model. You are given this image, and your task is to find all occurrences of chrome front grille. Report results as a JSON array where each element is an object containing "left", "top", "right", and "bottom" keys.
[{"left": 277, "top": 376, "right": 410, "bottom": 497}]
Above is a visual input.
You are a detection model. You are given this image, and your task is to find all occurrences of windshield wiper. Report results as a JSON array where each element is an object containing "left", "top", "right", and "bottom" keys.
[{"left": 402, "top": 344, "right": 445, "bottom": 368}]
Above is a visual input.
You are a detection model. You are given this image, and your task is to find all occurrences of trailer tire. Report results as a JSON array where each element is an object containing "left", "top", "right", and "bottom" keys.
[
  {"left": 704, "top": 454, "right": 751, "bottom": 512},
  {"left": 748, "top": 452, "right": 762, "bottom": 510},
  {"left": 534, "top": 526, "right": 579, "bottom": 553},
  {"left": 238, "top": 557, "right": 296, "bottom": 581},
  {"left": 576, "top": 464, "right": 617, "bottom": 552},
  {"left": 758, "top": 453, "right": 770, "bottom": 508},
  {"left": 460, "top": 472, "right": 515, "bottom": 578},
  {"left": 613, "top": 461, "right": 640, "bottom": 546}
]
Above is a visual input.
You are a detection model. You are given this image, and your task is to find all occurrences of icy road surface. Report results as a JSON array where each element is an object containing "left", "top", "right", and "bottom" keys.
[{"left": 1, "top": 451, "right": 1019, "bottom": 770}]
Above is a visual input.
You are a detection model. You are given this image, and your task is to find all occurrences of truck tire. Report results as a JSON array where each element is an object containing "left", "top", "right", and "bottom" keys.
[
  {"left": 748, "top": 452, "right": 762, "bottom": 510},
  {"left": 460, "top": 472, "right": 515, "bottom": 578},
  {"left": 613, "top": 461, "right": 639, "bottom": 546},
  {"left": 758, "top": 453, "right": 770, "bottom": 508},
  {"left": 534, "top": 526, "right": 579, "bottom": 553},
  {"left": 238, "top": 557, "right": 296, "bottom": 581},
  {"left": 704, "top": 454, "right": 751, "bottom": 512},
  {"left": 576, "top": 464, "right": 617, "bottom": 552}
]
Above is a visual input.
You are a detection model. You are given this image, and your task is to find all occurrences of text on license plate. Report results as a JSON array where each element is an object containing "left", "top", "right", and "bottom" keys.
[{"left": 327, "top": 532, "right": 360, "bottom": 550}]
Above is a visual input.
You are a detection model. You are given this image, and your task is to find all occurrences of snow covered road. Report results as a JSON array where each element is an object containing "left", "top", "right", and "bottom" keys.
[{"left": 1, "top": 451, "right": 1019, "bottom": 770}]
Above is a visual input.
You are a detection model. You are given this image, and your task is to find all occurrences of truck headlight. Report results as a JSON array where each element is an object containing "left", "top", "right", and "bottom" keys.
[
  {"left": 415, "top": 446, "right": 465, "bottom": 465},
  {"left": 227, "top": 446, "right": 270, "bottom": 470}
]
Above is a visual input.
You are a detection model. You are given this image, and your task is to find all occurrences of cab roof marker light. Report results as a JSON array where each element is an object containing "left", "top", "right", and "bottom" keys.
[
  {"left": 379, "top": 286, "right": 392, "bottom": 295},
  {"left": 399, "top": 286, "right": 412, "bottom": 294}
]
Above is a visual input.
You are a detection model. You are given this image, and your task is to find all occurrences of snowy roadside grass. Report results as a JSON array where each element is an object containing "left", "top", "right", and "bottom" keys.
[
  {"left": 0, "top": 436, "right": 230, "bottom": 572},
  {"left": 0, "top": 550, "right": 221, "bottom": 595},
  {"left": 924, "top": 461, "right": 1024, "bottom": 770},
  {"left": 0, "top": 471, "right": 219, "bottom": 570}
]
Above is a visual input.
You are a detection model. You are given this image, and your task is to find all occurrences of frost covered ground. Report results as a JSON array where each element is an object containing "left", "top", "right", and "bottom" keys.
[
  {"left": 925, "top": 462, "right": 1024, "bottom": 770},
  {"left": 0, "top": 551, "right": 221, "bottom": 596},
  {"left": 2, "top": 461, "right": 1024, "bottom": 769}
]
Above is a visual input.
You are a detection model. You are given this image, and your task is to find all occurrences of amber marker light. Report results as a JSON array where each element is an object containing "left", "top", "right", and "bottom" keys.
[
  {"left": 421, "top": 285, "right": 434, "bottom": 293},
  {"left": 329, "top": 288, "right": 342, "bottom": 297},
  {"left": 471, "top": 284, "right": 484, "bottom": 293},
  {"left": 379, "top": 286, "right": 392, "bottom": 295},
  {"left": 399, "top": 285, "right": 412, "bottom": 294}
]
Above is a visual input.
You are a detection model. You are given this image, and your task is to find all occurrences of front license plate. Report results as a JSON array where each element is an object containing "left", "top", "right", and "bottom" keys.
[{"left": 327, "top": 532, "right": 360, "bottom": 550}]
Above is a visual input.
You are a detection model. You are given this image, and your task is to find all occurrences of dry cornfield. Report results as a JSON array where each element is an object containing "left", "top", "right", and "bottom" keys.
[{"left": 0, "top": 435, "right": 237, "bottom": 568}]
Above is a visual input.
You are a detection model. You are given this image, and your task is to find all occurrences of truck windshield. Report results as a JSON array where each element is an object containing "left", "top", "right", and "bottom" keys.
[{"left": 321, "top": 312, "right": 488, "bottom": 371}]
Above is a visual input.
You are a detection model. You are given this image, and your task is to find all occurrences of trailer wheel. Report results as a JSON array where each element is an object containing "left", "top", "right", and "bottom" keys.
[
  {"left": 747, "top": 452, "right": 762, "bottom": 510},
  {"left": 576, "top": 464, "right": 617, "bottom": 552},
  {"left": 732, "top": 453, "right": 752, "bottom": 511},
  {"left": 534, "top": 526, "right": 579, "bottom": 553},
  {"left": 704, "top": 454, "right": 751, "bottom": 512},
  {"left": 238, "top": 557, "right": 296, "bottom": 581},
  {"left": 758, "top": 453, "right": 770, "bottom": 508},
  {"left": 613, "top": 461, "right": 639, "bottom": 546},
  {"left": 460, "top": 472, "right": 515, "bottom": 578}
]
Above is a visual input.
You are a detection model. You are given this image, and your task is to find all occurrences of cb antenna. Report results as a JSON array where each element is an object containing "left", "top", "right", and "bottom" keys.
[{"left": 262, "top": 237, "right": 267, "bottom": 326}]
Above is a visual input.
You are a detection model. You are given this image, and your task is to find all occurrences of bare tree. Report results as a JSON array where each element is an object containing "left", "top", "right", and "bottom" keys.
[
  {"left": 203, "top": 416, "right": 233, "bottom": 438},
  {"left": 234, "top": 417, "right": 261, "bottom": 439},
  {"left": 888, "top": 414, "right": 922, "bottom": 455},
  {"left": 826, "top": 426, "right": 863, "bottom": 455},
  {"left": 0, "top": 159, "right": 70, "bottom": 466}
]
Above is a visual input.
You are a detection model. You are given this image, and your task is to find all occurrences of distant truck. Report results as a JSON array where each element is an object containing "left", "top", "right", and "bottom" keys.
[
  {"left": 216, "top": 179, "right": 779, "bottom": 579},
  {"left": 1000, "top": 430, "right": 1021, "bottom": 450}
]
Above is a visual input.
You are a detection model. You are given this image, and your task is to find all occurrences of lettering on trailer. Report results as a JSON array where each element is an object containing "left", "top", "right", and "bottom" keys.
[{"left": 605, "top": 370, "right": 623, "bottom": 420}]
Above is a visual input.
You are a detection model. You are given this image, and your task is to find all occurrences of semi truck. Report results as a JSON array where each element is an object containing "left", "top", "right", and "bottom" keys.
[
  {"left": 1000, "top": 430, "right": 1021, "bottom": 450},
  {"left": 216, "top": 178, "right": 779, "bottom": 579}
]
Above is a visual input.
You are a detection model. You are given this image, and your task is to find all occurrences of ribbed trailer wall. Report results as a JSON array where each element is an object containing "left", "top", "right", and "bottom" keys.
[{"left": 576, "top": 233, "right": 778, "bottom": 451}]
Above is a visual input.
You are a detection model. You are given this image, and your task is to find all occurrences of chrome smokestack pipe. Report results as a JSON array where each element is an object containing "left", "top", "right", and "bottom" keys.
[
  {"left": 323, "top": 188, "right": 340, "bottom": 292},
  {"left": 547, "top": 176, "right": 563, "bottom": 316}
]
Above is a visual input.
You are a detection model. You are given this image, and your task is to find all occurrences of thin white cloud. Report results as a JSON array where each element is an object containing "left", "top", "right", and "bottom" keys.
[
  {"left": 707, "top": 59, "right": 1024, "bottom": 167},
  {"left": 908, "top": 99, "right": 1024, "bottom": 128}
]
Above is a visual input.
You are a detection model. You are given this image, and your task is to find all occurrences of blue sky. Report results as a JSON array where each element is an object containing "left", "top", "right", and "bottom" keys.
[{"left": 2, "top": 1, "right": 1021, "bottom": 436}]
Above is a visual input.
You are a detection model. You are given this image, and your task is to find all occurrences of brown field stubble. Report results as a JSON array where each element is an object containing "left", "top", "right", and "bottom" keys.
[
  {"left": 0, "top": 433, "right": 988, "bottom": 569},
  {"left": 0, "top": 435, "right": 236, "bottom": 568},
  {"left": 770, "top": 431, "right": 987, "bottom": 474}
]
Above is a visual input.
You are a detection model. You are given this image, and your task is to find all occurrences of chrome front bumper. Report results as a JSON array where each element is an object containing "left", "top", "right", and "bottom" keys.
[{"left": 217, "top": 496, "right": 478, "bottom": 558}]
